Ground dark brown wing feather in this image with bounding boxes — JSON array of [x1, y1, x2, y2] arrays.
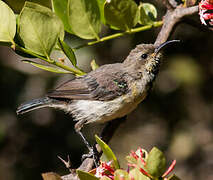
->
[[47, 64, 129, 101]]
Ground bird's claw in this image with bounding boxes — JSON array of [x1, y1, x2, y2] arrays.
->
[[81, 146, 100, 167]]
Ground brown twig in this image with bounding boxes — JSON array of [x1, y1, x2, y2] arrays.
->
[[168, 0, 179, 8], [154, 5, 198, 46], [162, 0, 175, 10]]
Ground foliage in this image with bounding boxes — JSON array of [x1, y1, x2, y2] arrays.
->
[[75, 136, 180, 180], [41, 137, 180, 180], [0, 0, 162, 75]]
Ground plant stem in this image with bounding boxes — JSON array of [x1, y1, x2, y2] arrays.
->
[[52, 61, 86, 75], [74, 21, 163, 50], [15, 44, 86, 76]]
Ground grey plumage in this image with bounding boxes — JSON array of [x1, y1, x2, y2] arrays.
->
[[16, 41, 179, 131], [16, 97, 62, 115]]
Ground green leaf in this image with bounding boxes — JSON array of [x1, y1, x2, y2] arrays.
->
[[0, 1, 16, 42], [58, 38, 77, 67], [168, 174, 181, 180], [139, 3, 157, 25], [129, 168, 150, 180], [90, 59, 99, 70], [95, 135, 119, 169], [114, 169, 129, 180], [145, 147, 166, 178], [77, 170, 99, 180], [104, 0, 139, 31], [51, 0, 73, 33], [22, 60, 70, 73], [126, 148, 148, 169], [97, 0, 106, 24], [67, 0, 101, 40], [18, 2, 64, 56]]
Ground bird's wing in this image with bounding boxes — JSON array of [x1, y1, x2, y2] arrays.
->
[[47, 64, 130, 101]]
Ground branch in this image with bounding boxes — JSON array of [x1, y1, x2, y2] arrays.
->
[[74, 22, 163, 50], [161, 0, 175, 10], [154, 5, 198, 46]]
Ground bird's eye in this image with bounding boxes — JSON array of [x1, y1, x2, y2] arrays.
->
[[141, 53, 148, 60]]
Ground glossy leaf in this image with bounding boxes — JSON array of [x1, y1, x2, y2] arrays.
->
[[90, 59, 99, 70], [18, 2, 64, 56], [77, 170, 99, 180], [67, 0, 101, 39], [0, 1, 16, 42], [114, 169, 129, 180], [22, 60, 70, 73], [139, 3, 157, 25], [104, 0, 139, 31], [168, 174, 181, 180], [51, 0, 73, 33], [58, 38, 77, 67], [129, 168, 150, 180], [145, 147, 166, 178], [95, 135, 120, 169]]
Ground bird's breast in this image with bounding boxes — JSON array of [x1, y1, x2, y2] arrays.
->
[[66, 78, 150, 124]]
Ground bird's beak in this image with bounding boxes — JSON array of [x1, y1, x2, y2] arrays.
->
[[154, 40, 180, 54]]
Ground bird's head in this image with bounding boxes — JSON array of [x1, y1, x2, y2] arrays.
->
[[123, 40, 180, 75]]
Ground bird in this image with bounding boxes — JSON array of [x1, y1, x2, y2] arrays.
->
[[16, 40, 179, 159]]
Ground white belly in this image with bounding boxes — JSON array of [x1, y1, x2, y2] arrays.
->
[[55, 76, 152, 124], [67, 89, 147, 124]]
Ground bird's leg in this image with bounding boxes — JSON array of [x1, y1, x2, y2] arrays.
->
[[75, 122, 99, 167], [77, 131, 99, 164]]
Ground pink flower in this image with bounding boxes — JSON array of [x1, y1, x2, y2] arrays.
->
[[95, 161, 115, 179], [128, 147, 176, 179], [199, 0, 213, 26]]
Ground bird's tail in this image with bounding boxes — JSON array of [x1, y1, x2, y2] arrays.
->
[[16, 97, 54, 115]]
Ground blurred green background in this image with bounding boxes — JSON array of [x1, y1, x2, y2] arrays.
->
[[0, 0, 213, 180]]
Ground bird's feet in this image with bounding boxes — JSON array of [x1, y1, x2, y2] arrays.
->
[[76, 130, 100, 167], [81, 145, 100, 167]]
